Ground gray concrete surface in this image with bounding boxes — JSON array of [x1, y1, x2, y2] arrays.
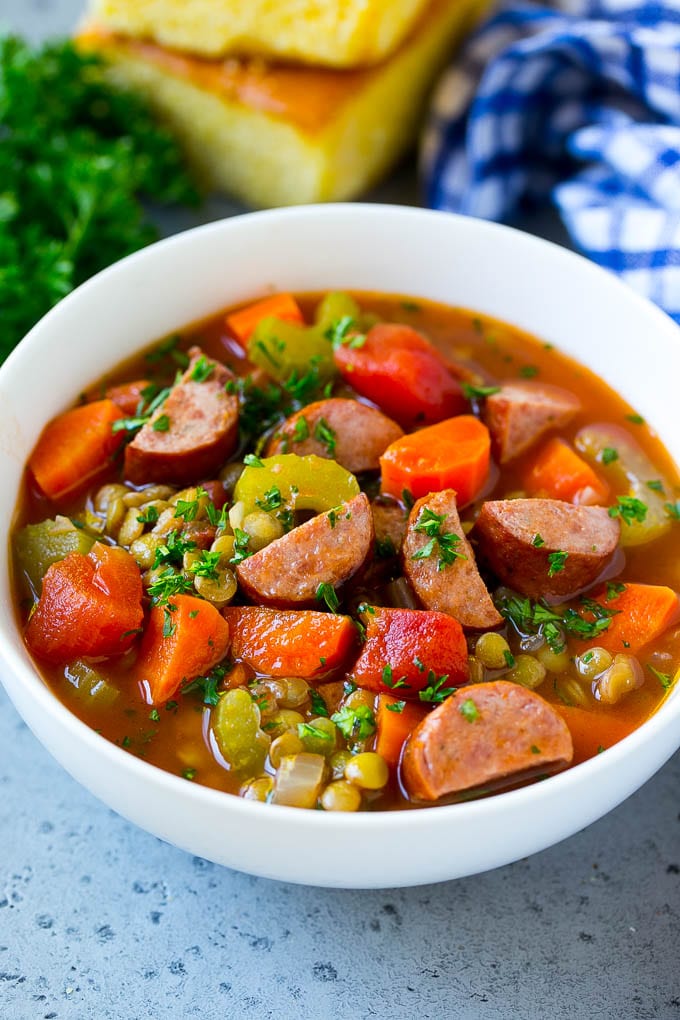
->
[[1, 2, 679, 1018]]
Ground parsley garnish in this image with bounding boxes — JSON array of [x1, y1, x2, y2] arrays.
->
[[386, 701, 406, 714], [298, 722, 333, 742], [625, 413, 645, 425], [244, 453, 264, 468], [532, 533, 545, 548], [419, 670, 455, 704], [292, 417, 310, 442], [665, 500, 680, 520], [402, 489, 415, 510], [547, 550, 568, 577], [459, 698, 480, 722], [162, 606, 176, 638], [601, 447, 619, 465], [461, 382, 502, 400], [325, 316, 367, 350], [181, 666, 225, 705], [255, 486, 283, 512], [152, 414, 170, 432], [147, 568, 193, 605], [646, 479, 664, 493], [149, 709, 160, 722], [608, 496, 648, 525], [411, 506, 466, 571], [188, 550, 222, 580], [137, 505, 159, 526], [314, 417, 337, 456], [496, 590, 619, 654], [519, 365, 539, 379], [316, 582, 339, 613], [331, 705, 376, 741], [647, 664, 672, 690], [182, 768, 197, 781], [382, 664, 410, 690], [229, 528, 252, 565], [174, 490, 206, 522], [153, 529, 196, 568], [189, 355, 214, 383], [0, 36, 197, 364], [309, 690, 329, 718], [605, 581, 626, 600], [503, 650, 516, 668]]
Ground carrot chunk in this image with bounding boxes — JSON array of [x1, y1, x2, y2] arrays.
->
[[380, 415, 490, 505], [136, 595, 230, 705], [226, 293, 304, 346], [352, 607, 469, 698], [554, 705, 634, 765], [522, 437, 610, 505], [575, 582, 680, 656], [376, 694, 429, 770], [223, 606, 356, 678], [334, 323, 466, 429], [25, 543, 143, 664], [29, 399, 125, 502]]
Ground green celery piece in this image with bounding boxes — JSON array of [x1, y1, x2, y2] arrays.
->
[[14, 516, 95, 596]]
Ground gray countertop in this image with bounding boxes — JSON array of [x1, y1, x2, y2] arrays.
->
[[2, 2, 679, 1018]]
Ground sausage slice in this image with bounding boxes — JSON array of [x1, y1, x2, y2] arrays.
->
[[402, 681, 573, 801], [125, 347, 238, 486], [484, 381, 581, 463], [403, 490, 502, 629], [236, 493, 374, 607], [265, 398, 403, 473], [473, 498, 620, 598]]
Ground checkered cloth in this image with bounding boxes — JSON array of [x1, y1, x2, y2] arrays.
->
[[422, 0, 680, 324]]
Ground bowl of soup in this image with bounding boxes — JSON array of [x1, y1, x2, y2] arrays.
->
[[1, 204, 679, 888]]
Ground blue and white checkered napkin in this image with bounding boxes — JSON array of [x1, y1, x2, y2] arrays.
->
[[422, 0, 680, 324]]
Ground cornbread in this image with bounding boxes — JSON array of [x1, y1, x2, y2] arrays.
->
[[78, 0, 491, 207], [90, 0, 431, 68]]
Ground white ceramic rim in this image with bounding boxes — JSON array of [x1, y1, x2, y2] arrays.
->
[[1, 204, 679, 887]]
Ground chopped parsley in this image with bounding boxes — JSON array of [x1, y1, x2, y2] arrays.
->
[[314, 417, 337, 456], [647, 664, 672, 690], [331, 705, 376, 741], [459, 698, 480, 722], [419, 670, 455, 705], [606, 581, 626, 600], [298, 722, 333, 742], [152, 414, 170, 432], [153, 529, 196, 568], [411, 506, 466, 571], [162, 606, 176, 638], [519, 365, 539, 379], [503, 650, 516, 668], [244, 453, 264, 468], [229, 528, 252, 566], [188, 550, 222, 580], [402, 489, 415, 510], [174, 490, 205, 522], [189, 355, 214, 382], [292, 417, 310, 442], [255, 486, 283, 512], [137, 505, 159, 525], [608, 495, 648, 526], [646, 479, 664, 493], [147, 568, 193, 605], [182, 768, 197, 781], [601, 447, 619, 465], [461, 382, 501, 400], [625, 413, 645, 425], [532, 533, 545, 548], [309, 690, 329, 718], [386, 700, 406, 714], [665, 500, 680, 521], [496, 590, 619, 655], [181, 665, 225, 705], [325, 316, 367, 350], [149, 709, 160, 722], [381, 664, 410, 690], [316, 582, 339, 613], [547, 550, 568, 577], [530, 744, 541, 755]]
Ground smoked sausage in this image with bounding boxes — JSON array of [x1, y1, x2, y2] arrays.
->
[[265, 398, 403, 473], [473, 498, 620, 598], [403, 490, 502, 629], [484, 381, 581, 463], [236, 493, 374, 607], [125, 348, 238, 486], [402, 681, 573, 801]]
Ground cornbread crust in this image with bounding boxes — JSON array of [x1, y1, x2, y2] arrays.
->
[[78, 0, 491, 207], [90, 0, 430, 68]]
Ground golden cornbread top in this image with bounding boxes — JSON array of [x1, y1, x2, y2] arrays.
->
[[79, 0, 449, 134], [89, 0, 430, 67]]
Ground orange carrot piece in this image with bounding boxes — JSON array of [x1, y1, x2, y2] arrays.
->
[[522, 437, 610, 504], [226, 293, 304, 346], [29, 399, 125, 502], [376, 694, 429, 770], [575, 582, 680, 656], [106, 379, 151, 416], [380, 415, 490, 505], [554, 705, 634, 765], [136, 594, 230, 705], [223, 606, 356, 679], [25, 543, 143, 664]]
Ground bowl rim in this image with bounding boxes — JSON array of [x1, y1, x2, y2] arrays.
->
[[2, 202, 680, 837]]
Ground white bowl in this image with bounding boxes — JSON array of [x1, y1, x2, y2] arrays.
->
[[1, 205, 679, 888]]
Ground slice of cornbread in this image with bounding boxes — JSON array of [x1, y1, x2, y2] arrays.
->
[[78, 0, 491, 208], [90, 0, 431, 68]]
